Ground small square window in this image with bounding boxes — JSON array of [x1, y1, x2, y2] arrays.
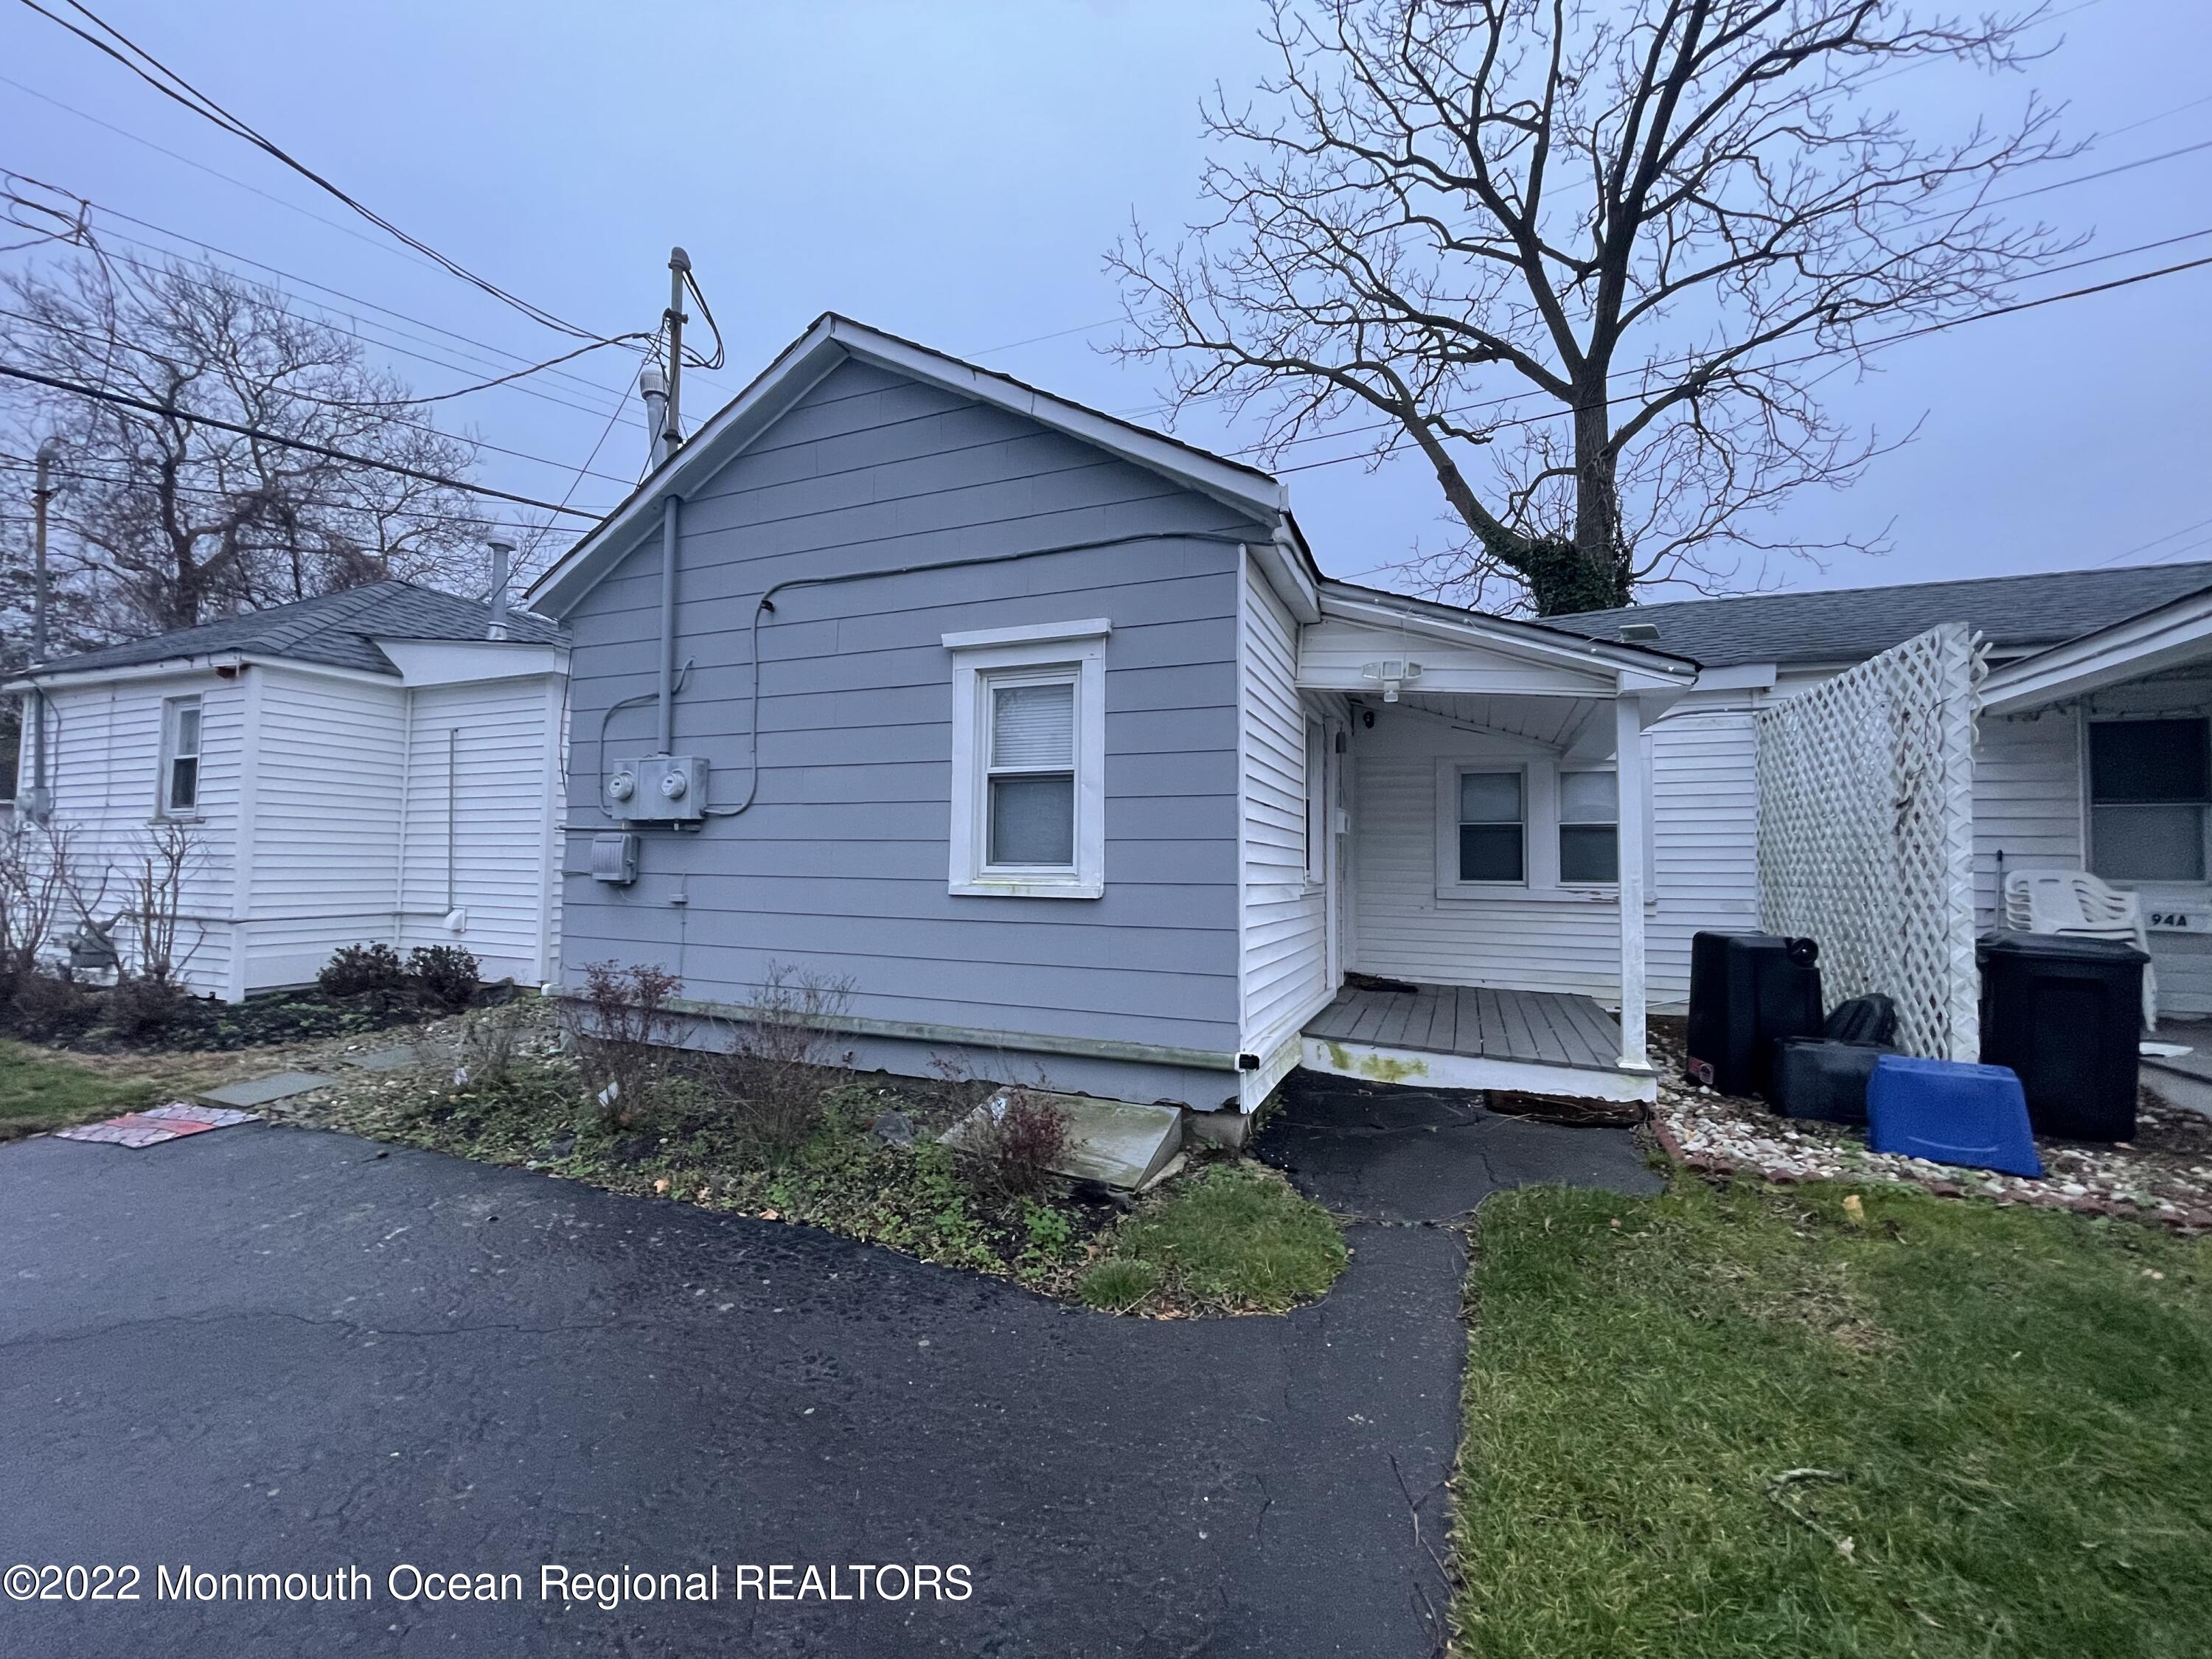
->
[[1457, 770, 1523, 883], [1559, 770, 1619, 884], [160, 695, 201, 815]]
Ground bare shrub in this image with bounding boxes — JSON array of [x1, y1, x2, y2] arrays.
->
[[717, 962, 855, 1155], [0, 818, 98, 1001], [458, 1001, 528, 1091], [565, 959, 683, 1127], [125, 820, 201, 988], [966, 1088, 1074, 1199]]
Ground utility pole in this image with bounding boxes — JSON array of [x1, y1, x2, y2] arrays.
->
[[661, 246, 690, 467], [26, 437, 60, 821]]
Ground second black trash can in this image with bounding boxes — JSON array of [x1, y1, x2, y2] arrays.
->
[[1978, 931, 2149, 1141], [1686, 931, 1823, 1097]]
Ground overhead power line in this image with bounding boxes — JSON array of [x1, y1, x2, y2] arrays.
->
[[1, 169, 650, 422], [0, 362, 605, 518], [0, 302, 643, 488], [15, 0, 622, 345]]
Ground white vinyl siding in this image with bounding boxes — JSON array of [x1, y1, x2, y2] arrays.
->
[[1239, 555, 1332, 1064], [398, 680, 563, 982], [27, 674, 243, 992]]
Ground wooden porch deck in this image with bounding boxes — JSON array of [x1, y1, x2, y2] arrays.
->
[[1301, 980, 1653, 1102]]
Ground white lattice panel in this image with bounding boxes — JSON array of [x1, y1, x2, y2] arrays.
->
[[1755, 624, 1986, 1060]]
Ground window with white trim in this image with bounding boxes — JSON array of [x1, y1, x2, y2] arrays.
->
[[1455, 769, 1525, 883], [2090, 717, 2209, 881], [1302, 716, 1327, 884], [945, 620, 1108, 898], [1558, 769, 1619, 885], [159, 695, 201, 815]]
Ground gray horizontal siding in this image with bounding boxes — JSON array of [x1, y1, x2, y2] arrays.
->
[[556, 355, 1257, 1072]]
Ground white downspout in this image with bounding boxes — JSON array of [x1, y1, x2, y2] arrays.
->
[[1614, 689, 1650, 1070]]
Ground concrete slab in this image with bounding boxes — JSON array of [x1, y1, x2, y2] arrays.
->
[[942, 1088, 1183, 1189], [339, 1045, 419, 1072], [198, 1072, 338, 1110]]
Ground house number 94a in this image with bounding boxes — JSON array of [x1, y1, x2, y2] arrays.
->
[[2148, 910, 2207, 932]]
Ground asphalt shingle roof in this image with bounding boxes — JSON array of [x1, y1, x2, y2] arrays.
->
[[31, 580, 566, 678], [1537, 562, 2212, 668]]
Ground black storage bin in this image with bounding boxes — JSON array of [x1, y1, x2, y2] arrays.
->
[[1686, 931, 1824, 1097], [1769, 1037, 1890, 1125], [1978, 932, 2147, 1141]]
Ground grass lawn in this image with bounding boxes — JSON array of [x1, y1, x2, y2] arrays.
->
[[1081, 1163, 1348, 1314], [0, 1040, 159, 1141], [1456, 1178, 2211, 1658]]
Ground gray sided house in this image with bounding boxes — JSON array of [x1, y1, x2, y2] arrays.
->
[[530, 316, 1699, 1117]]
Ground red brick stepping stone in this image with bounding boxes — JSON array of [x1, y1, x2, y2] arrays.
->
[[53, 1103, 261, 1150]]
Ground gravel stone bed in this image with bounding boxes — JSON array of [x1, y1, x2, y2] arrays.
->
[[1644, 1023, 2212, 1231]]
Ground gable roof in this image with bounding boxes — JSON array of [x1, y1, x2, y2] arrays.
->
[[526, 312, 1301, 616], [25, 580, 566, 680], [1537, 562, 2212, 668]]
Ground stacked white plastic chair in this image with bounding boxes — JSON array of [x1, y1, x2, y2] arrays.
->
[[2001, 869, 2159, 1032]]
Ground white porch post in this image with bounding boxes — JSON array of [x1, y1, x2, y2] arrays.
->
[[1614, 692, 1649, 1070]]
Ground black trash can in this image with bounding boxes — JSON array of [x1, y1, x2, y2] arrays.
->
[[1978, 932, 2148, 1141], [1686, 931, 1823, 1097]]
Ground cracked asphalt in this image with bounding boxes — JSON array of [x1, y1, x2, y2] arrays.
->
[[1, 1087, 1652, 1658]]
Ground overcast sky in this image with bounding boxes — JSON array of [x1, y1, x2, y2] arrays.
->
[[4, 0, 2207, 602]]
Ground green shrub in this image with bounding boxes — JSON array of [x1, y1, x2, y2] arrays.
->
[[319, 942, 406, 998], [407, 944, 481, 1012]]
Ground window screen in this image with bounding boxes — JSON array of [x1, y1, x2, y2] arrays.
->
[[2091, 719, 2209, 881], [1457, 771, 1523, 883], [987, 678, 1076, 866], [1559, 769, 1619, 884]]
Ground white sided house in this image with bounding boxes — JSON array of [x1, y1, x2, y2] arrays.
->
[[10, 581, 569, 999], [1547, 562, 2212, 1026], [529, 314, 1717, 1117]]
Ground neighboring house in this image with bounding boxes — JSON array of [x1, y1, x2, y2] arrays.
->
[[528, 314, 1711, 1116], [8, 581, 570, 1000], [1546, 563, 2212, 1018]]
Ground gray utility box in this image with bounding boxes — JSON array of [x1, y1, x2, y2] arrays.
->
[[608, 755, 709, 824]]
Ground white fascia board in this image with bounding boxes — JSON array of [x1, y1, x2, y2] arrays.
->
[[940, 618, 1111, 651], [1317, 591, 1697, 688], [1677, 661, 1778, 691], [1251, 529, 1321, 624], [10, 653, 250, 693], [526, 313, 1289, 617], [375, 639, 569, 686], [1981, 594, 2212, 714]]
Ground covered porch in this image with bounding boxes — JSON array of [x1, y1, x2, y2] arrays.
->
[[1290, 584, 1700, 1106]]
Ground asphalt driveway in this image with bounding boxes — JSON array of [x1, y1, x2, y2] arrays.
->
[[1, 1121, 1469, 1658], [1, 1085, 1655, 1658]]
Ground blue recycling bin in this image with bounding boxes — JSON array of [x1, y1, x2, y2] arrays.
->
[[1865, 1054, 2044, 1178]]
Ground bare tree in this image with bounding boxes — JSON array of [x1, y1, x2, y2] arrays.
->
[[0, 246, 487, 638], [1110, 0, 2077, 613]]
